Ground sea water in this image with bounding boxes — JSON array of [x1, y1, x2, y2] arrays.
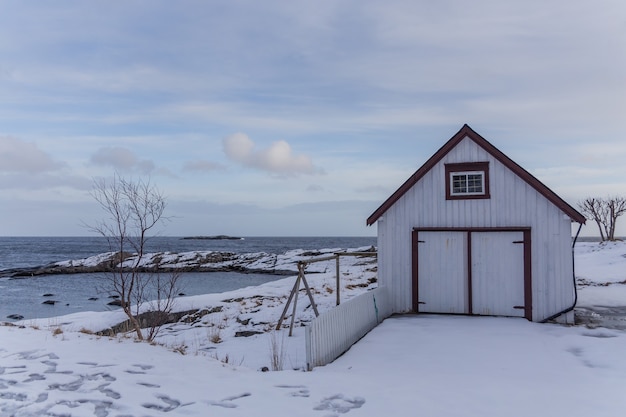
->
[[0, 236, 376, 321]]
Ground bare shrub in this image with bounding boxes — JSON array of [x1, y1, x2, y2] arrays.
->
[[172, 342, 187, 355], [208, 317, 226, 344], [268, 331, 286, 371], [209, 326, 223, 344]]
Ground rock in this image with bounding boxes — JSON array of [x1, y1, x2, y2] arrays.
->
[[88, 297, 99, 301], [236, 317, 251, 326], [235, 330, 264, 338], [261, 366, 269, 372], [178, 293, 186, 296], [180, 306, 224, 324], [107, 299, 128, 307], [42, 300, 57, 305], [43, 293, 54, 297], [6, 314, 24, 320]]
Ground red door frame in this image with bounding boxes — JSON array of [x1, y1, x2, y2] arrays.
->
[[412, 227, 532, 320]]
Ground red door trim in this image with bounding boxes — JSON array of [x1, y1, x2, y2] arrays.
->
[[412, 227, 532, 320], [412, 230, 420, 312]]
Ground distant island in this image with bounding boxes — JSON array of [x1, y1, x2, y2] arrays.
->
[[181, 235, 244, 240]]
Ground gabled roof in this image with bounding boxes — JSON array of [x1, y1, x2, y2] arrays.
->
[[367, 124, 586, 226]]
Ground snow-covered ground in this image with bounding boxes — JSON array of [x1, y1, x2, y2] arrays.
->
[[1, 241, 626, 416]]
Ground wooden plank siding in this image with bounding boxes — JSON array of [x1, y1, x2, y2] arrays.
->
[[376, 136, 575, 322]]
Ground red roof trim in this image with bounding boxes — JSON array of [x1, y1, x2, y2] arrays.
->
[[366, 124, 586, 226]]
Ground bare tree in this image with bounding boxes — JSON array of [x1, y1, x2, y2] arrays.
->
[[579, 197, 606, 241], [88, 174, 180, 340], [578, 196, 626, 241]]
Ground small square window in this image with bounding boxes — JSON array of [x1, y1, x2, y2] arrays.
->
[[445, 162, 490, 200], [451, 172, 484, 195]]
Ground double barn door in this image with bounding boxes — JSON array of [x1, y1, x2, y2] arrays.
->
[[414, 229, 531, 319]]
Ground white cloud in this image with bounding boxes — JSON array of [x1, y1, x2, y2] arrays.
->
[[0, 136, 65, 173], [222, 133, 321, 176], [90, 147, 155, 175]]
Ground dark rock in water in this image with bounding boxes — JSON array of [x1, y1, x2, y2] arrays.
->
[[181, 235, 243, 240], [178, 293, 186, 296], [42, 300, 58, 305], [43, 293, 54, 297], [107, 299, 128, 307], [7, 314, 24, 320], [88, 297, 99, 301], [234, 330, 264, 337], [108, 295, 120, 299]]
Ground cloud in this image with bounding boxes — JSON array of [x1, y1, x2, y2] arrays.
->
[[222, 133, 321, 176], [182, 160, 226, 173], [90, 147, 155, 174], [0, 136, 65, 173]]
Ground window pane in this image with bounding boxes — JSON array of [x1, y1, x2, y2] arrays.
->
[[467, 174, 483, 193], [452, 175, 467, 193]]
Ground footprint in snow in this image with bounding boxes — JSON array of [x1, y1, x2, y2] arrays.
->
[[0, 378, 18, 389], [143, 394, 192, 412], [275, 384, 311, 398], [48, 375, 85, 392], [83, 363, 117, 368], [93, 372, 116, 382], [313, 394, 366, 415], [137, 381, 161, 388], [0, 392, 28, 401], [0, 365, 26, 375], [23, 373, 45, 383], [97, 383, 122, 399], [77, 361, 99, 366], [55, 399, 113, 417], [126, 363, 153, 374], [15, 351, 59, 361], [41, 359, 72, 374], [208, 392, 252, 408]]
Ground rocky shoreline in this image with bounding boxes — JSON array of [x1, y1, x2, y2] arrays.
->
[[0, 247, 376, 279]]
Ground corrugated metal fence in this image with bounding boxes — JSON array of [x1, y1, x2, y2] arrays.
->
[[305, 286, 392, 370]]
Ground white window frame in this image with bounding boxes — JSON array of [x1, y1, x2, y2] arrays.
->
[[449, 171, 485, 196]]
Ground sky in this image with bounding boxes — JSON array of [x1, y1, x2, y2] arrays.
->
[[0, 1, 624, 237]]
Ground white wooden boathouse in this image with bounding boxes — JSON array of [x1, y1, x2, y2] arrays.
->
[[367, 124, 586, 323]]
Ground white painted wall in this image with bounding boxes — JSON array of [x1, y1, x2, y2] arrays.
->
[[377, 136, 575, 322]]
